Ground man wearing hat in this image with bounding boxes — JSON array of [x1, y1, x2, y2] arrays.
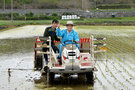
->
[[56, 21, 80, 64]]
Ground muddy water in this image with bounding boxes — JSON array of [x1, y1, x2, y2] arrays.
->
[[0, 25, 135, 90]]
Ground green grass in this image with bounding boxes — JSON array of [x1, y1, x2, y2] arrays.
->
[[0, 17, 135, 27]]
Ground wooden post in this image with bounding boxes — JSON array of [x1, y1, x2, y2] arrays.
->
[[11, 0, 13, 24], [3, 0, 5, 11], [23, 4, 26, 21], [82, 0, 84, 10]]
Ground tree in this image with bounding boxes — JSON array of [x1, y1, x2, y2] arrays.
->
[[22, 0, 33, 4]]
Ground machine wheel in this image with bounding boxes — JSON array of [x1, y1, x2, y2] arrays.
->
[[47, 71, 55, 84], [86, 71, 94, 84], [34, 55, 43, 70], [78, 73, 85, 80]]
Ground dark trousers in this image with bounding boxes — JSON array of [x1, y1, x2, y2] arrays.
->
[[42, 45, 59, 64]]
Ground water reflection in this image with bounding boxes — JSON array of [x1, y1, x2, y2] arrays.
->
[[0, 38, 35, 55]]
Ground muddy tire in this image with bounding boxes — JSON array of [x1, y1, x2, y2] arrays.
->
[[48, 71, 55, 84], [86, 71, 94, 84], [34, 55, 43, 70], [78, 73, 85, 80]]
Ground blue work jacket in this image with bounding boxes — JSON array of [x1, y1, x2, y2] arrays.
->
[[56, 28, 79, 44]]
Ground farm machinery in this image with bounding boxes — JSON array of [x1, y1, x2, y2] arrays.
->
[[34, 35, 107, 84]]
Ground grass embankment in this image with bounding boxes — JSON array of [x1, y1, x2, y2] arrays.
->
[[0, 17, 135, 30]]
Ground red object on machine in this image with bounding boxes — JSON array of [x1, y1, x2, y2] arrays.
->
[[35, 38, 90, 48], [35, 38, 90, 43], [34, 38, 91, 58], [81, 62, 91, 66], [79, 38, 90, 48]]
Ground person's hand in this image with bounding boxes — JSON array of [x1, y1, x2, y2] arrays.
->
[[57, 24, 60, 28], [41, 43, 47, 47], [75, 41, 78, 43]]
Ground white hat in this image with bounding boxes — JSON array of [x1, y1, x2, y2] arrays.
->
[[65, 21, 76, 26]]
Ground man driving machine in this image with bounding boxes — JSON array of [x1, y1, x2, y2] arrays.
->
[[56, 21, 80, 64]]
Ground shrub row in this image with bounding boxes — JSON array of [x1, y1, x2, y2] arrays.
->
[[0, 12, 60, 20], [97, 4, 133, 9]]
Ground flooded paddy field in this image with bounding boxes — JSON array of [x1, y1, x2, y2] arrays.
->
[[0, 25, 135, 90]]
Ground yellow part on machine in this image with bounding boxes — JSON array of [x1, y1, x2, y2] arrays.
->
[[99, 46, 109, 51]]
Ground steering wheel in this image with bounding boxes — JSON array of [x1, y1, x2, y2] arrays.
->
[[64, 40, 77, 45]]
